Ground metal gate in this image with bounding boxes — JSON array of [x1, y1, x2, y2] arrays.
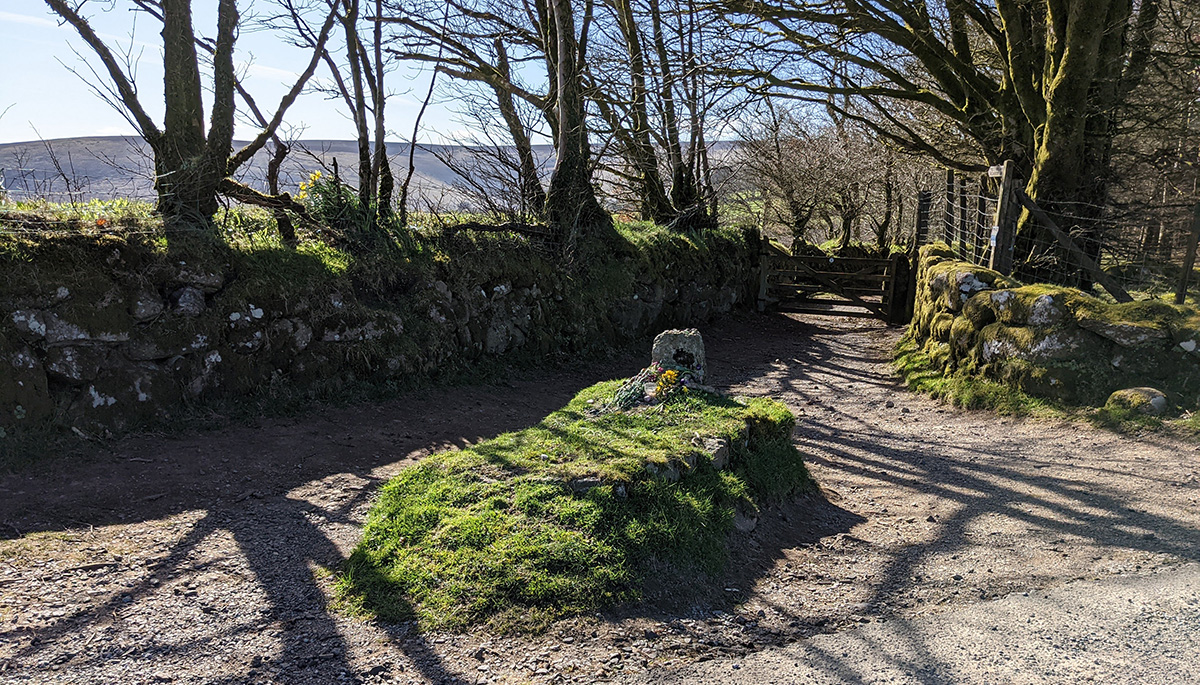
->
[[757, 242, 911, 324]]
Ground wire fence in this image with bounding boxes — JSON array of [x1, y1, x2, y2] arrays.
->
[[921, 168, 1200, 304]]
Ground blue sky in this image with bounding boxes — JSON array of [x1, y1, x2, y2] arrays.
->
[[0, 1, 456, 144]]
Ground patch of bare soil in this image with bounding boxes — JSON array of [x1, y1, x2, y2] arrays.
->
[[1, 314, 1198, 685]]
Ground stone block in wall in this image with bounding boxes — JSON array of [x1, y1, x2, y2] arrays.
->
[[174, 267, 225, 294], [978, 322, 1094, 364], [1, 346, 53, 425], [171, 287, 207, 317], [1076, 317, 1169, 348], [45, 345, 109, 385], [10, 309, 130, 345], [949, 316, 978, 356], [130, 289, 165, 322], [65, 359, 181, 432], [962, 292, 998, 328], [930, 312, 954, 342]]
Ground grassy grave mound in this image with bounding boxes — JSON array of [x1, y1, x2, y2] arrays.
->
[[337, 380, 808, 633]]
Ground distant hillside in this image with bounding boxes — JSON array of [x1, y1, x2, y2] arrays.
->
[[0, 136, 555, 207]]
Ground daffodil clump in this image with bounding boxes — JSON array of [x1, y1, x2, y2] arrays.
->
[[295, 169, 323, 201]]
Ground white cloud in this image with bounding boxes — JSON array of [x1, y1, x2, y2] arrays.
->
[[245, 63, 300, 81], [0, 11, 58, 29]]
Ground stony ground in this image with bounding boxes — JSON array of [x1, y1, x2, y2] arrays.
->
[[1, 313, 1198, 684]]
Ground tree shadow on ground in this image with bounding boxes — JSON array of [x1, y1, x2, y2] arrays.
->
[[650, 312, 1200, 682], [0, 365, 638, 683]]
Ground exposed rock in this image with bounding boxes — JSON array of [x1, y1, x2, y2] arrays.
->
[[67, 361, 181, 431], [291, 320, 313, 352], [10, 310, 48, 340], [1078, 318, 1168, 347], [123, 333, 209, 361], [569, 477, 604, 492], [45, 346, 109, 385], [12, 310, 130, 346], [267, 319, 312, 353], [321, 315, 402, 343], [172, 287, 206, 318], [1, 347, 53, 425], [733, 508, 758, 533], [651, 328, 706, 381], [130, 290, 165, 322], [186, 350, 224, 397], [1028, 294, 1067, 327], [979, 324, 1087, 363], [176, 268, 224, 294], [704, 437, 731, 470], [1105, 387, 1169, 416], [644, 461, 681, 482], [951, 272, 991, 312]]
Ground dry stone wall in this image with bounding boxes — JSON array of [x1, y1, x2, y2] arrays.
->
[[909, 244, 1200, 409], [1, 232, 756, 435]]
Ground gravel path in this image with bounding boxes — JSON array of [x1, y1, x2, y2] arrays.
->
[[628, 563, 1200, 684], [2, 313, 1198, 684]]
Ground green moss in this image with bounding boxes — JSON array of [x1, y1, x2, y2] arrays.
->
[[1073, 298, 1188, 330], [336, 382, 808, 633], [895, 335, 1052, 415]]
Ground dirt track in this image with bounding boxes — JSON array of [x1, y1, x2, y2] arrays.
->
[[2, 313, 1198, 684]]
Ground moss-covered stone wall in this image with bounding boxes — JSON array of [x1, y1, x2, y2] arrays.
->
[[909, 244, 1200, 409], [0, 227, 757, 435]]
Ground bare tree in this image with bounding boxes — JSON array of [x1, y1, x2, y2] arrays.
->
[[44, 0, 336, 231]]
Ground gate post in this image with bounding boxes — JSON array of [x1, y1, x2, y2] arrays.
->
[[989, 160, 1018, 276], [887, 251, 912, 325]]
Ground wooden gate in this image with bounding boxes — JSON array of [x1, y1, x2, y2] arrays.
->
[[757, 242, 911, 324]]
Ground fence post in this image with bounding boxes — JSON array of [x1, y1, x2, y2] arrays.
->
[[943, 169, 956, 245], [1175, 203, 1200, 305], [757, 232, 772, 312], [989, 160, 1018, 276], [957, 175, 969, 257], [912, 190, 932, 257], [974, 174, 989, 264]]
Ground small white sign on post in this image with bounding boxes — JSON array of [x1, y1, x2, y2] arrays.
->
[[987, 165, 1005, 178]]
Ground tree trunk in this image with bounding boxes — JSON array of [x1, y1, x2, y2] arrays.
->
[[341, 0, 373, 208], [156, 0, 220, 227], [493, 41, 546, 218], [267, 140, 296, 244], [371, 0, 390, 216], [614, 0, 674, 224], [545, 0, 608, 245], [647, 0, 699, 211], [1009, 0, 1144, 283]]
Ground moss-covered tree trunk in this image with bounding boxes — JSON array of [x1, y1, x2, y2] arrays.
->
[[997, 0, 1156, 283], [613, 0, 675, 224], [154, 0, 236, 230], [545, 0, 609, 247]]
